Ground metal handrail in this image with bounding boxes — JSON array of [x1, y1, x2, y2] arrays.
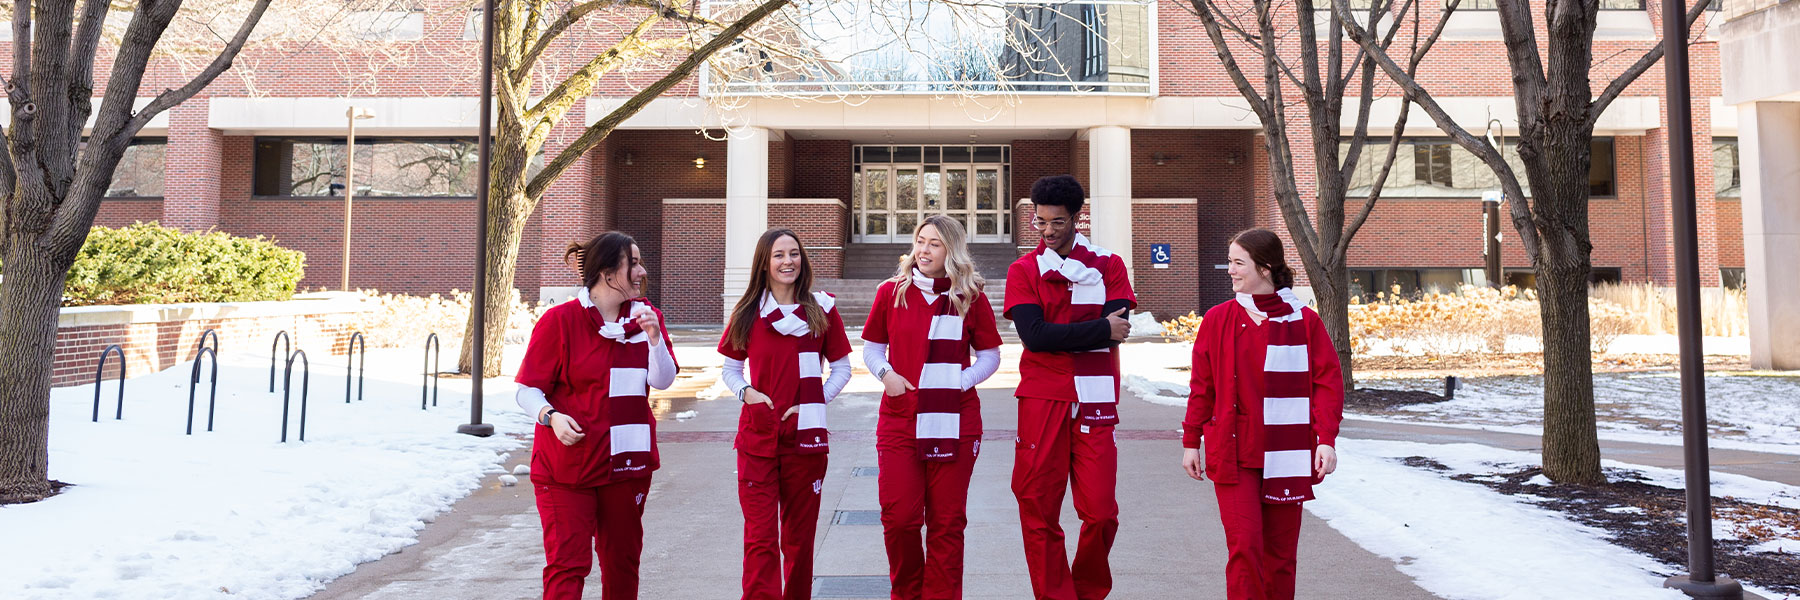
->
[[423, 333, 441, 410], [197, 328, 220, 356], [187, 347, 219, 435], [345, 332, 366, 403], [269, 330, 291, 393], [92, 344, 126, 422], [281, 350, 311, 443]]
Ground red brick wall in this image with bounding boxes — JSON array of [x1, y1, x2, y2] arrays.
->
[[93, 200, 165, 229], [1129, 202, 1203, 320], [659, 202, 727, 324], [1717, 198, 1743, 269], [769, 201, 847, 279], [54, 310, 360, 389], [608, 130, 728, 306], [792, 139, 853, 248], [162, 103, 223, 232]]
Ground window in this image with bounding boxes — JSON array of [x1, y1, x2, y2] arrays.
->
[[1455, 0, 1499, 10], [1598, 0, 1645, 9], [106, 139, 166, 198], [1080, 5, 1104, 78], [348, 10, 425, 41], [1345, 137, 1617, 199], [254, 138, 491, 198], [1721, 268, 1746, 289], [1714, 138, 1740, 199], [1350, 268, 1490, 300]]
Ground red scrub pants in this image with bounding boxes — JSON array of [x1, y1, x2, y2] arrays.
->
[[877, 436, 981, 600], [739, 451, 829, 600], [1011, 398, 1119, 600], [1213, 468, 1303, 600], [535, 477, 653, 600]]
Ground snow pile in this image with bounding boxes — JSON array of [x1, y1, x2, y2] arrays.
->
[[0, 348, 534, 600], [1127, 311, 1165, 337], [1120, 341, 1196, 407], [1310, 438, 1796, 599]]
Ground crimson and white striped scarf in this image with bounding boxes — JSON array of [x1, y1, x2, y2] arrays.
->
[[1035, 233, 1119, 427], [909, 269, 968, 462], [759, 291, 834, 454], [591, 295, 654, 479], [1238, 288, 1314, 504]]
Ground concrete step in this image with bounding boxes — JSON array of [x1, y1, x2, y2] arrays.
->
[[816, 278, 1006, 327]]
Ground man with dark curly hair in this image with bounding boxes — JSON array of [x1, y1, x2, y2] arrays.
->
[[1001, 174, 1136, 600]]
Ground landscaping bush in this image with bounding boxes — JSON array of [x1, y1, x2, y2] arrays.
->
[[352, 288, 550, 349], [58, 222, 305, 306]]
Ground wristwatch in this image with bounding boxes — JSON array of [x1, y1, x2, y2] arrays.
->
[[875, 366, 891, 380], [539, 408, 558, 427], [737, 384, 753, 403]]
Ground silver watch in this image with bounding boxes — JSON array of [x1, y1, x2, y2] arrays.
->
[[875, 366, 891, 380]]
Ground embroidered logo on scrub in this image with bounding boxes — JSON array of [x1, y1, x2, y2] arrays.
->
[[635, 492, 646, 506], [811, 479, 823, 495]]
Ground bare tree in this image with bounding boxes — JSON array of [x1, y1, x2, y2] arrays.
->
[[1335, 0, 1715, 483], [0, 0, 275, 504], [1184, 0, 1460, 389]]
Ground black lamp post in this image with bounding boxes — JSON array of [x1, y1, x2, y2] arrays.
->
[[458, 0, 498, 439]]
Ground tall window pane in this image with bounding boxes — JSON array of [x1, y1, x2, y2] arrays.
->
[[107, 140, 166, 197]]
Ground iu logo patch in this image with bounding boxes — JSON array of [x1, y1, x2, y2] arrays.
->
[[973, 440, 980, 457], [624, 459, 632, 466], [1283, 488, 1291, 496], [635, 492, 646, 506], [811, 479, 823, 495]]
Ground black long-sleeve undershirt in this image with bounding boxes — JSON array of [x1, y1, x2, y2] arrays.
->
[[1009, 298, 1132, 353]]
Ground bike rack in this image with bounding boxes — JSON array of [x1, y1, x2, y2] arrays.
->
[[423, 333, 441, 410], [281, 350, 311, 442], [197, 328, 220, 356], [92, 344, 126, 423], [187, 347, 219, 435], [269, 330, 291, 393], [345, 332, 366, 403]]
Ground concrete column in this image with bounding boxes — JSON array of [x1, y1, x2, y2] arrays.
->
[[1086, 126, 1133, 279], [723, 127, 770, 319], [1739, 101, 1800, 370]]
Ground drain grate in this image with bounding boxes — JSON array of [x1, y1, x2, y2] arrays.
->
[[832, 510, 883, 526], [851, 466, 879, 477], [814, 575, 890, 598]]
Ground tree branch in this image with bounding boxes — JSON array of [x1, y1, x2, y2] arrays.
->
[[525, 0, 792, 200], [1334, 0, 1540, 259], [1589, 0, 1713, 128]]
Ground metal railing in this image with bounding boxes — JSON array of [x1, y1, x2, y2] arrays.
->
[[269, 330, 291, 393], [188, 346, 219, 435], [345, 332, 366, 403], [92, 344, 126, 422], [423, 333, 441, 410], [281, 350, 311, 443]]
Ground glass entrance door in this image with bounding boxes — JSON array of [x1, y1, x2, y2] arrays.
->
[[854, 145, 1011, 244]]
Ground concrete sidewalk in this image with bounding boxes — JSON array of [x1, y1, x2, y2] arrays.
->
[[309, 369, 1440, 599]]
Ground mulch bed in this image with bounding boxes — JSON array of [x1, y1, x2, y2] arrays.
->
[[1356, 353, 1751, 379], [1345, 388, 1451, 411], [1401, 459, 1800, 595]]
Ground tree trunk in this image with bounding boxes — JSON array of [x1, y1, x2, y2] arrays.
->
[[1528, 129, 1603, 484], [0, 222, 78, 504], [456, 187, 534, 378], [1311, 262, 1357, 391]]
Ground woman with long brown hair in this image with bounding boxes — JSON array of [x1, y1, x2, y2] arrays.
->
[[861, 215, 1002, 599], [514, 231, 677, 600], [1180, 228, 1344, 600], [718, 228, 853, 600]]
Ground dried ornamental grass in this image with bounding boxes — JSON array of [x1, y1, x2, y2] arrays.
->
[[351, 289, 550, 349], [1159, 311, 1204, 343]]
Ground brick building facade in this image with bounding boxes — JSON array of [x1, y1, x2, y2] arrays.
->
[[25, 0, 1745, 325]]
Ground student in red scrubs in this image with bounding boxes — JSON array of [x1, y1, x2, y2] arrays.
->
[[719, 228, 853, 600], [1002, 175, 1134, 600], [861, 215, 1003, 600], [1181, 229, 1344, 600], [515, 231, 678, 600]]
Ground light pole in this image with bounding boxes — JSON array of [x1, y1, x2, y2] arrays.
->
[[342, 106, 376, 292], [457, 0, 496, 438], [1482, 119, 1505, 289]]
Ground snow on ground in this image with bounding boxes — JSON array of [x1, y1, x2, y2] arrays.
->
[[1355, 371, 1800, 453], [1118, 337, 1800, 454], [1311, 438, 1796, 600], [0, 347, 537, 600]]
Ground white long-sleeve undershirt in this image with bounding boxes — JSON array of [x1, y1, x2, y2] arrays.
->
[[516, 342, 677, 418], [723, 355, 854, 403], [863, 342, 1001, 392]]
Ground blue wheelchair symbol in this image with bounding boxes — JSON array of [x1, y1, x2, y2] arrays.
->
[[1150, 244, 1171, 267]]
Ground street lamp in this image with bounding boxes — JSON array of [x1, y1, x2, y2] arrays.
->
[[458, 0, 497, 438], [342, 106, 376, 292], [1482, 119, 1506, 290]]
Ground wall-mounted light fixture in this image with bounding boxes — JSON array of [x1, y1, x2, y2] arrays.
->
[[618, 151, 635, 166], [1225, 151, 1245, 165], [693, 156, 707, 169], [1152, 152, 1177, 166]]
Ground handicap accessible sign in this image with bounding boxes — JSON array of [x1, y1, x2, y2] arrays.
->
[[1151, 244, 1171, 269]]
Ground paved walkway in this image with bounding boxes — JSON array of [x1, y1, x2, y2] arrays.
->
[[309, 367, 1439, 600]]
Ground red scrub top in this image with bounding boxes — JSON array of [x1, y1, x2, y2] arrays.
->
[[861, 280, 1003, 441], [1001, 250, 1136, 403], [719, 297, 853, 458], [516, 299, 676, 489]]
